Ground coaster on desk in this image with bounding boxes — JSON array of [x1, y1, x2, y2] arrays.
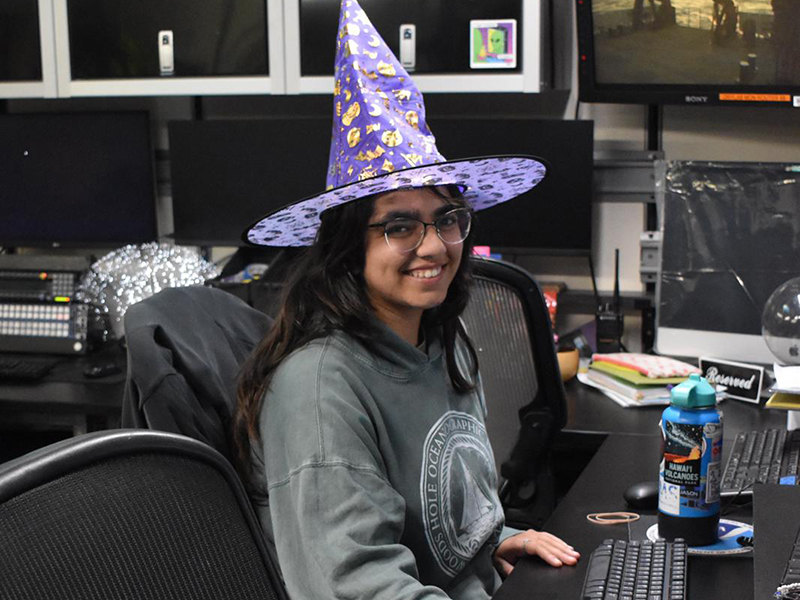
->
[[645, 519, 753, 556]]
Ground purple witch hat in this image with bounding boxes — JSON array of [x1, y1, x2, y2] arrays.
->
[[244, 0, 547, 247]]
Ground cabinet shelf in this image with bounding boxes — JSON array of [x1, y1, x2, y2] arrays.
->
[[2, 0, 550, 98]]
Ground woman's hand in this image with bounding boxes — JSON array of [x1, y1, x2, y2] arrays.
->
[[493, 530, 580, 577]]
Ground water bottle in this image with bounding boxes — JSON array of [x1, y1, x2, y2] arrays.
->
[[658, 374, 722, 546]]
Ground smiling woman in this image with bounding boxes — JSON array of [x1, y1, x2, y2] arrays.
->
[[363, 187, 470, 345], [230, 1, 578, 598]]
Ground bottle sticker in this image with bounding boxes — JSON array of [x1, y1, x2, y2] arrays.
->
[[659, 478, 680, 515], [663, 422, 703, 486], [706, 462, 721, 503]]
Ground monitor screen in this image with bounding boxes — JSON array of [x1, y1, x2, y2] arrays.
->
[[0, 112, 158, 248], [656, 161, 800, 363], [169, 118, 593, 254], [168, 118, 333, 246], [576, 0, 800, 106], [430, 118, 593, 255]]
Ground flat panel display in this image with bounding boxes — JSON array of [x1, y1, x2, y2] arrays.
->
[[0, 112, 158, 248], [169, 118, 593, 254], [168, 118, 332, 246], [576, 0, 800, 106], [656, 161, 800, 363], [430, 118, 594, 255]]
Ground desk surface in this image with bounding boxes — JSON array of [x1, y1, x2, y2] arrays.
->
[[0, 347, 125, 434], [562, 377, 786, 436], [495, 433, 760, 600]]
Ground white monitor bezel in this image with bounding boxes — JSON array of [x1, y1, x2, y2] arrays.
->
[[655, 327, 775, 365]]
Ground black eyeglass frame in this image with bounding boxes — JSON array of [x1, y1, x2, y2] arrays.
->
[[367, 207, 473, 253]]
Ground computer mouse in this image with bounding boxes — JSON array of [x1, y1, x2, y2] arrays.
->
[[623, 480, 660, 510]]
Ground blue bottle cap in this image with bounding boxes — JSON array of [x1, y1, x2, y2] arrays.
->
[[670, 373, 717, 408]]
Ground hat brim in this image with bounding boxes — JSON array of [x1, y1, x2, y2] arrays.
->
[[243, 154, 547, 247]]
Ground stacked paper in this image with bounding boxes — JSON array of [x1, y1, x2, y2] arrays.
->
[[578, 353, 702, 408]]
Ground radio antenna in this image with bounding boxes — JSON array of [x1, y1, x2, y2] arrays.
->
[[613, 249, 620, 314], [588, 254, 601, 309]]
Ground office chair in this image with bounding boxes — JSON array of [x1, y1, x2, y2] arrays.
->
[[122, 285, 273, 462], [463, 256, 567, 529], [0, 429, 288, 600]]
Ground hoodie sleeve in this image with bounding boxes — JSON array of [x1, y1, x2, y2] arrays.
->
[[258, 340, 490, 600]]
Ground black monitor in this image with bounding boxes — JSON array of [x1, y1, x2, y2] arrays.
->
[[168, 118, 333, 247], [431, 118, 593, 255], [168, 118, 593, 255], [576, 0, 800, 106], [0, 112, 158, 248]]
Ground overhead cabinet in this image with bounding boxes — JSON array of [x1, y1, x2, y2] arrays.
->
[[2, 0, 548, 98], [54, 0, 284, 96], [288, 0, 543, 93], [0, 0, 58, 97], [67, 0, 269, 79]]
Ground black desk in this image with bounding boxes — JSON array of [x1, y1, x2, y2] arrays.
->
[[551, 379, 788, 497], [496, 399, 786, 600], [562, 377, 786, 436], [0, 347, 125, 437]]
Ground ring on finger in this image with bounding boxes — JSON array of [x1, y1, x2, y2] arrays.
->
[[522, 538, 531, 549]]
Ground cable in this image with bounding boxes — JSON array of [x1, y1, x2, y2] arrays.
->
[[721, 482, 754, 516]]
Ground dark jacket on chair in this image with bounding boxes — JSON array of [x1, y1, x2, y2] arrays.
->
[[121, 285, 273, 461]]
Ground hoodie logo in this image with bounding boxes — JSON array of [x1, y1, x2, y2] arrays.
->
[[420, 411, 502, 576]]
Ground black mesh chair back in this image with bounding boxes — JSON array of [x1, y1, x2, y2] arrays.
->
[[463, 257, 567, 528], [0, 430, 288, 600]]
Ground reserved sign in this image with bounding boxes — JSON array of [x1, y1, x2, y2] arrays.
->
[[699, 357, 764, 403]]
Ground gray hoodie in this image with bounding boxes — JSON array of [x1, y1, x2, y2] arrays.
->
[[253, 319, 504, 599]]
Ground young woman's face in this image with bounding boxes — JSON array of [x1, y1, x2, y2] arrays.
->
[[363, 187, 464, 332]]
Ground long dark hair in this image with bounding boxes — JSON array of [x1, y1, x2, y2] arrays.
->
[[232, 185, 479, 487]]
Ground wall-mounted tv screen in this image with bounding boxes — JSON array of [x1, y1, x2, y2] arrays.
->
[[0, 112, 158, 248], [576, 0, 800, 106], [168, 118, 593, 255]]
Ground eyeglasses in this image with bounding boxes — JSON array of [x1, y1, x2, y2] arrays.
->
[[367, 207, 472, 254]]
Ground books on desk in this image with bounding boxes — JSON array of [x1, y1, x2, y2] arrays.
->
[[579, 354, 702, 408]]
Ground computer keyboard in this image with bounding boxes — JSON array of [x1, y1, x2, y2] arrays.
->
[[0, 355, 59, 381], [721, 429, 800, 496], [580, 538, 687, 600]]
